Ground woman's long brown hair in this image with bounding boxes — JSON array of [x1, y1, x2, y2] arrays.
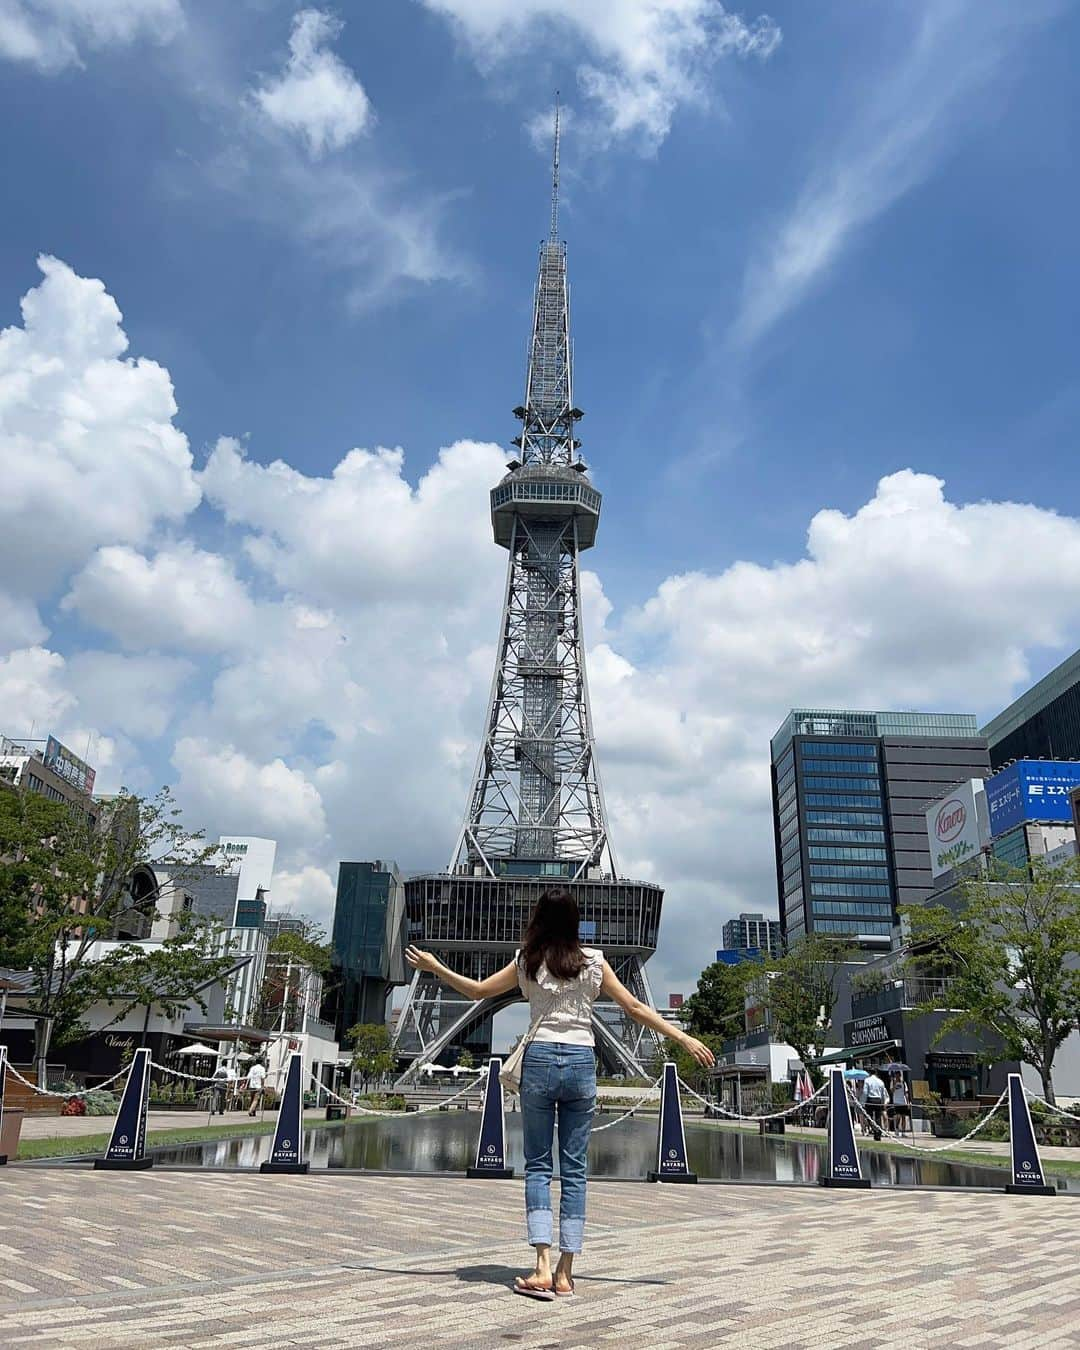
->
[[520, 887, 586, 982]]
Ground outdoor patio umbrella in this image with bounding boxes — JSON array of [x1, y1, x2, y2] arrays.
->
[[176, 1043, 218, 1057]]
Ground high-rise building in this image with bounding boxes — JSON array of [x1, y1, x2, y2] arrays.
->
[[0, 733, 98, 818], [722, 912, 782, 959], [216, 836, 276, 907], [770, 709, 990, 952], [394, 111, 663, 1077], [330, 860, 407, 1037], [983, 647, 1080, 768]]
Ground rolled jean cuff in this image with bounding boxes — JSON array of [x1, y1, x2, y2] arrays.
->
[[526, 1207, 553, 1247], [558, 1216, 584, 1254]]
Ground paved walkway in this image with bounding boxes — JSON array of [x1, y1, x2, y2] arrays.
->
[[18, 1109, 326, 1141], [0, 1167, 1075, 1348]]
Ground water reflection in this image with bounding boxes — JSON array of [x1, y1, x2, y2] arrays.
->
[[149, 1114, 1073, 1190]]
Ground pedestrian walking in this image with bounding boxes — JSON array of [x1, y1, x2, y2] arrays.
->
[[246, 1059, 267, 1116], [210, 1063, 229, 1115], [889, 1072, 911, 1134], [862, 1069, 888, 1140], [406, 887, 714, 1301]]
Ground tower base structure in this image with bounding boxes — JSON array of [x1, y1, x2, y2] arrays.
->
[[393, 874, 663, 1084]]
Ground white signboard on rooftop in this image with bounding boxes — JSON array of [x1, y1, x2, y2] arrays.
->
[[925, 779, 988, 880]]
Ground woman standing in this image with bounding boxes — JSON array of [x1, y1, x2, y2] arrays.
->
[[406, 887, 714, 1300]]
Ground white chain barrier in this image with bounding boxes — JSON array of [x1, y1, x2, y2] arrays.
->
[[1023, 1086, 1080, 1123], [5, 1062, 130, 1098], [850, 1086, 1009, 1154], [316, 1070, 486, 1116], [677, 1076, 829, 1121], [590, 1076, 664, 1133], [151, 1061, 224, 1084]]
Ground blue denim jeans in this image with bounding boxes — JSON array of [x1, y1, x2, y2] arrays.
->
[[521, 1042, 596, 1254]]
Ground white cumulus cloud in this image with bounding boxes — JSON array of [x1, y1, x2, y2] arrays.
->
[[172, 736, 329, 855], [422, 0, 780, 151], [62, 543, 257, 652], [254, 8, 372, 157], [0, 0, 183, 72], [0, 256, 200, 598]]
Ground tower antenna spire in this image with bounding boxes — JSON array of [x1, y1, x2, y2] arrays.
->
[[549, 92, 560, 242]]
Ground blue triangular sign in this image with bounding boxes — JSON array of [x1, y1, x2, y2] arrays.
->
[[0, 1045, 9, 1165], [261, 1050, 309, 1174], [648, 1061, 696, 1183], [819, 1067, 870, 1189], [467, 1057, 513, 1179], [95, 1047, 153, 1170], [1005, 1074, 1055, 1196]]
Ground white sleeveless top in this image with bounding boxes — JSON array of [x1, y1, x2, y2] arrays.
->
[[516, 946, 604, 1047]]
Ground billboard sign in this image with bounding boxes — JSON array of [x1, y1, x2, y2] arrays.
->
[[43, 735, 96, 796], [985, 760, 1080, 837], [925, 779, 988, 878]]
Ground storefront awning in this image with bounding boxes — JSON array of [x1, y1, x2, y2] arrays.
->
[[816, 1039, 901, 1066]]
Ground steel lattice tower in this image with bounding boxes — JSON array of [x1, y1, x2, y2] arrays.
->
[[395, 107, 664, 1079]]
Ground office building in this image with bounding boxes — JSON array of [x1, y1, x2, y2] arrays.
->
[[216, 836, 276, 904], [770, 709, 990, 952], [0, 733, 97, 817], [983, 647, 1080, 768], [262, 913, 306, 942], [722, 912, 782, 959], [330, 860, 406, 1037]]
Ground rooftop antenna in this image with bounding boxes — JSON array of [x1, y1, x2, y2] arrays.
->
[[549, 92, 560, 242]]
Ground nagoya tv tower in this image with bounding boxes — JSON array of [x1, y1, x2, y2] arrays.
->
[[395, 105, 663, 1078]]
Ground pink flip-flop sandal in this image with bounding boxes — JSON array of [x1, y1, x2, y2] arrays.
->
[[513, 1278, 555, 1301], [554, 1279, 576, 1297]]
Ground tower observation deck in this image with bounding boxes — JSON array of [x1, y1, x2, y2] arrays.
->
[[394, 107, 664, 1078]]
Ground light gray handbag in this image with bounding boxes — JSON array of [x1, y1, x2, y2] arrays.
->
[[499, 985, 555, 1095]]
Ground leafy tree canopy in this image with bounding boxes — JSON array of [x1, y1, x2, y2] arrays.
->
[[680, 959, 753, 1040], [903, 857, 1080, 1105]]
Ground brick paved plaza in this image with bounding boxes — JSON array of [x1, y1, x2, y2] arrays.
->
[[0, 1168, 1076, 1348]]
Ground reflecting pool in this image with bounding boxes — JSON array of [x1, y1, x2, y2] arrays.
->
[[146, 1113, 1074, 1190]]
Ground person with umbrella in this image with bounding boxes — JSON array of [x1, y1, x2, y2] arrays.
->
[[886, 1061, 911, 1134]]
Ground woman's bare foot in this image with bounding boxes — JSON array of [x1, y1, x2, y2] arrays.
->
[[554, 1257, 575, 1294], [513, 1271, 554, 1300]]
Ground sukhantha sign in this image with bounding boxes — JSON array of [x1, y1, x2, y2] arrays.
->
[[924, 779, 988, 879]]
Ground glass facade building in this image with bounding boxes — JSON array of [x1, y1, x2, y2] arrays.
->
[[771, 709, 990, 952], [982, 646, 1080, 768], [330, 860, 407, 1038], [722, 912, 782, 959]]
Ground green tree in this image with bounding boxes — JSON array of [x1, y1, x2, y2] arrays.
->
[[269, 921, 332, 975], [347, 1021, 395, 1087], [755, 934, 855, 1086], [83, 909, 237, 1046], [904, 857, 1080, 1105], [680, 960, 753, 1040], [0, 786, 225, 1075], [456, 1048, 474, 1070], [663, 1032, 725, 1094]]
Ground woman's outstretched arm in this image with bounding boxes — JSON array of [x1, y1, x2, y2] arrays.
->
[[600, 959, 716, 1067], [405, 946, 520, 1001]]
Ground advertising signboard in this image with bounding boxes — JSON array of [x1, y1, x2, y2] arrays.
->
[[924, 779, 988, 879], [43, 735, 96, 796], [985, 760, 1080, 837]]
